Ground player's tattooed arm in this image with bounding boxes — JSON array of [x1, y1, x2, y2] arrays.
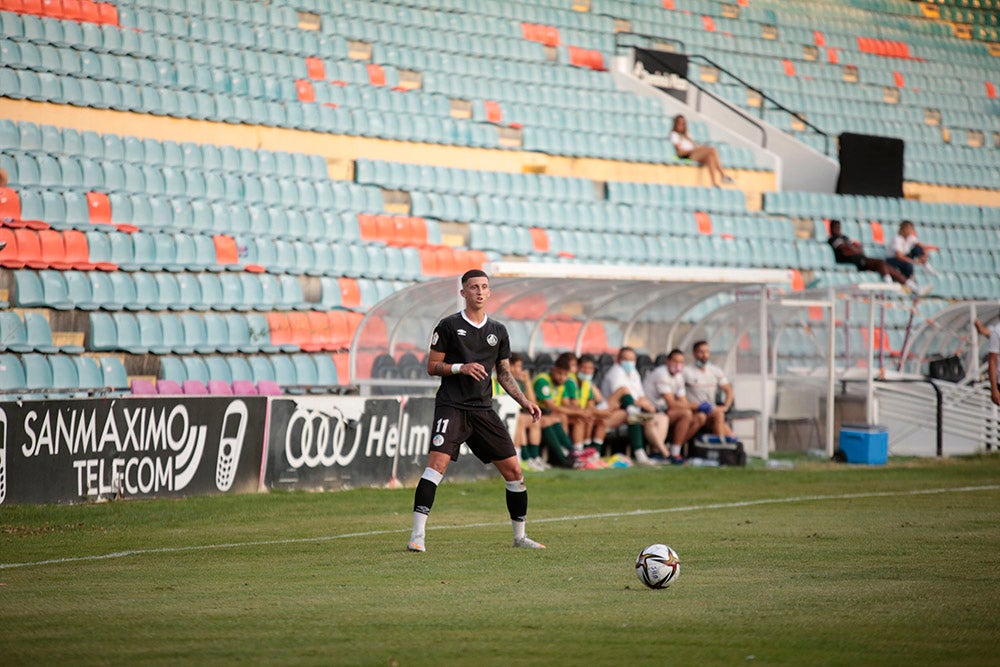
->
[[426, 349, 448, 377], [496, 358, 529, 407]]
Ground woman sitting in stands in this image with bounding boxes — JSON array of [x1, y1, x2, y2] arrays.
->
[[669, 114, 734, 187]]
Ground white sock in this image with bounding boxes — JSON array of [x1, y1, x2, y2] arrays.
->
[[670, 444, 682, 457], [512, 519, 526, 541], [411, 511, 428, 539], [906, 279, 918, 291], [421, 467, 444, 485]]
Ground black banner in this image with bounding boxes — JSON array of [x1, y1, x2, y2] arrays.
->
[[264, 396, 516, 491], [0, 397, 268, 505], [633, 47, 690, 102], [836, 132, 905, 198]]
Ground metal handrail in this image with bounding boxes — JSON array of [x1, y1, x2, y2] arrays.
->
[[615, 32, 832, 155]]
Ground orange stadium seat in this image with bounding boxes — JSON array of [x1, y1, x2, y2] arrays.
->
[[337, 277, 361, 308], [295, 80, 315, 103], [366, 64, 386, 87], [357, 213, 378, 242], [212, 235, 239, 268], [63, 229, 96, 270], [530, 227, 549, 253], [305, 57, 325, 81], [38, 229, 71, 270], [86, 192, 111, 224], [869, 221, 885, 245], [266, 312, 298, 352], [0, 188, 21, 221]]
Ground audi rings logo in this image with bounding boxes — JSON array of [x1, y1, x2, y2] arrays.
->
[[285, 407, 361, 469]]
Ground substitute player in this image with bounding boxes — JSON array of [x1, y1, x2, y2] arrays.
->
[[408, 269, 545, 553]]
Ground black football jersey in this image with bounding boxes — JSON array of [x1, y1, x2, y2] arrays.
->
[[430, 311, 511, 410]]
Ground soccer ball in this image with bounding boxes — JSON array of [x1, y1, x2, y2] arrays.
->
[[635, 544, 680, 589]]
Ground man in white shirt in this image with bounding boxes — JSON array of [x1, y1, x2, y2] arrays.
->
[[601, 347, 670, 465], [975, 319, 1000, 406], [644, 349, 706, 464], [683, 341, 737, 439]]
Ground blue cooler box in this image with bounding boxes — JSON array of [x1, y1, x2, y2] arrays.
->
[[839, 424, 888, 465]]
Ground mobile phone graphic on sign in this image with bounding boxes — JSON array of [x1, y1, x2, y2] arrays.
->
[[216, 401, 248, 492]]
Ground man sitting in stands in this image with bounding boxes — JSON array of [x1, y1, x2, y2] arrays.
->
[[827, 220, 931, 296]]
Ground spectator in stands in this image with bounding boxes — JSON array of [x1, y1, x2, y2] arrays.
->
[[885, 220, 936, 281], [643, 349, 705, 464], [506, 353, 556, 472], [669, 114, 734, 187], [576, 353, 628, 456], [601, 346, 671, 466], [827, 220, 932, 296], [974, 319, 1000, 406], [534, 353, 599, 466], [683, 341, 738, 441]]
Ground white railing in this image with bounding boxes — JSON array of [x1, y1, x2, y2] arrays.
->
[[874, 379, 1000, 457]]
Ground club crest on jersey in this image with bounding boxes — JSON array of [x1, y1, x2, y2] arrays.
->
[[457, 328, 467, 337], [487, 333, 498, 346]]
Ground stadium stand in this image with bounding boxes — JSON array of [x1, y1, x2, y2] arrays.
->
[[0, 0, 996, 397]]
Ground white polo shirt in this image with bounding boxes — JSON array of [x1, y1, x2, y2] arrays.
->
[[683, 363, 728, 405], [601, 363, 645, 401], [642, 366, 685, 412], [989, 322, 1000, 355]]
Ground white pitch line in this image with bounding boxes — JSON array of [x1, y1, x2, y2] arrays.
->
[[2, 484, 997, 571]]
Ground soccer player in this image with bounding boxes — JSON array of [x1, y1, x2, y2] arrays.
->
[[533, 354, 596, 461], [408, 269, 545, 553], [576, 353, 628, 456]]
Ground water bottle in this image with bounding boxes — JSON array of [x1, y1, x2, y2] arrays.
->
[[688, 457, 720, 467]]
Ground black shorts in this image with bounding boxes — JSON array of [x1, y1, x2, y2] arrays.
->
[[430, 404, 516, 464]]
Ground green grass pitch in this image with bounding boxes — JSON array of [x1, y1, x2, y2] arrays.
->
[[2, 455, 999, 666]]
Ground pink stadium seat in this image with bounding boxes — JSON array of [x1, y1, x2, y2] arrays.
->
[[232, 379, 258, 395], [207, 379, 234, 395], [130, 378, 157, 395], [156, 379, 182, 395], [181, 379, 209, 395], [256, 380, 282, 395]]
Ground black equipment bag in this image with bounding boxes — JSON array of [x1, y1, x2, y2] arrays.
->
[[689, 436, 746, 466]]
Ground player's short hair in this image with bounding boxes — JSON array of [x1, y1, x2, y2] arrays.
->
[[578, 353, 596, 367], [692, 340, 708, 353], [668, 348, 684, 360], [461, 269, 489, 285], [510, 352, 524, 365], [617, 346, 635, 361], [554, 352, 576, 370]]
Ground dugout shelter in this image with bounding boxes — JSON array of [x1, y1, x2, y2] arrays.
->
[[350, 262, 798, 459]]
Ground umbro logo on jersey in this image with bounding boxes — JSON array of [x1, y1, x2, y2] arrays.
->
[[457, 328, 467, 336]]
